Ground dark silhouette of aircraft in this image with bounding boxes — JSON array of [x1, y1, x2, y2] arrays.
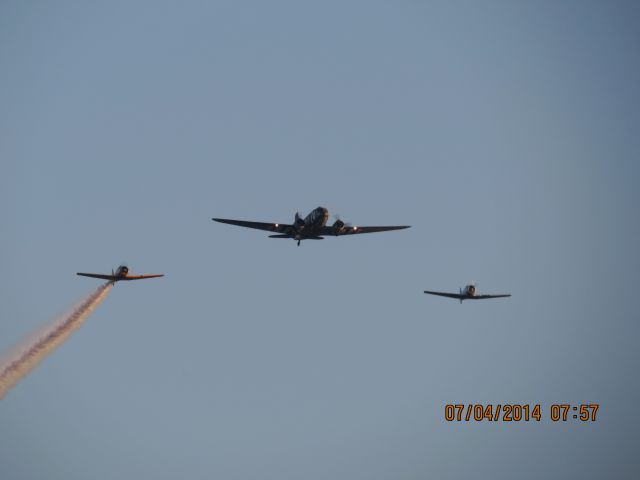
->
[[213, 206, 410, 246], [77, 265, 164, 284], [424, 283, 511, 304]]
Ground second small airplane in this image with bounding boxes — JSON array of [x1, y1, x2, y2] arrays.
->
[[424, 283, 511, 304], [213, 206, 410, 246], [77, 265, 164, 284]]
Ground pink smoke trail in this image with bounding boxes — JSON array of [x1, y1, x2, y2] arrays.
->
[[0, 283, 113, 399]]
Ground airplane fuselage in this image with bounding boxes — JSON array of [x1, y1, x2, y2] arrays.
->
[[461, 284, 475, 297], [113, 265, 129, 280], [294, 207, 329, 239], [456, 284, 476, 302]]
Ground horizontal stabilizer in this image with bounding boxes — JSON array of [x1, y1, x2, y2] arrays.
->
[[269, 234, 323, 240]]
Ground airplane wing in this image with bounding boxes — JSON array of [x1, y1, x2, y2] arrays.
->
[[318, 225, 411, 236], [77, 273, 164, 281], [470, 294, 511, 300], [77, 273, 117, 281], [423, 290, 465, 300], [121, 274, 165, 280], [423, 290, 511, 300], [212, 218, 292, 233]]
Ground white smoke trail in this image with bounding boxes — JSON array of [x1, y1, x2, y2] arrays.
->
[[0, 283, 113, 399]]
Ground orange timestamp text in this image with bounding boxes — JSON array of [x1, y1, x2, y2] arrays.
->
[[444, 404, 599, 422]]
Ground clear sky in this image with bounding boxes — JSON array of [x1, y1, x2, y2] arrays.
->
[[1, 1, 639, 478]]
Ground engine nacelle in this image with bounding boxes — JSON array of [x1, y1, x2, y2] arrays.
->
[[332, 219, 345, 235], [466, 284, 476, 296]]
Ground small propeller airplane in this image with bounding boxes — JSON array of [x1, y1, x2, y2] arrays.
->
[[77, 265, 164, 284], [424, 283, 511, 304], [213, 206, 410, 246]]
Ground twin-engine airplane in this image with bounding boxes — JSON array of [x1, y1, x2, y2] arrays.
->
[[213, 206, 410, 246], [424, 283, 511, 304], [77, 265, 164, 284]]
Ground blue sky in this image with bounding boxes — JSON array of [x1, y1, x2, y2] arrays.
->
[[1, 1, 639, 478]]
